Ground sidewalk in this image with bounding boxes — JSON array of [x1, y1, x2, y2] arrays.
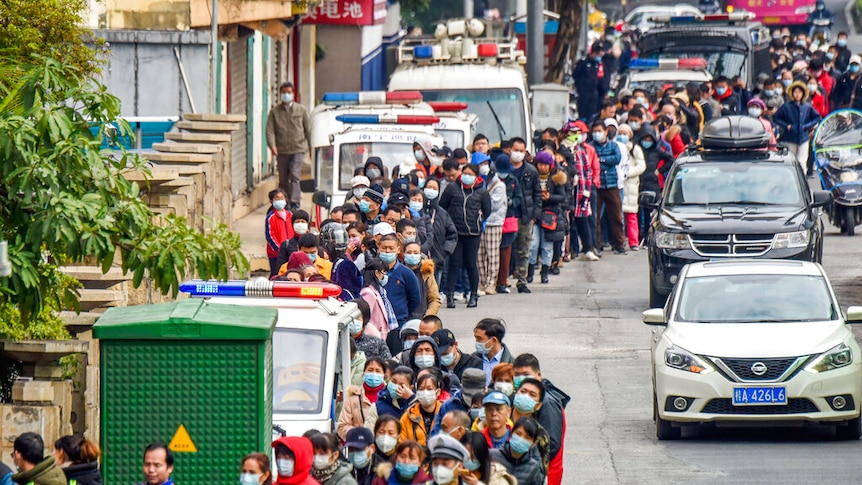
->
[[234, 204, 271, 274]]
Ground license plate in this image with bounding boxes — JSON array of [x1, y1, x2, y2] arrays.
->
[[733, 387, 787, 405]]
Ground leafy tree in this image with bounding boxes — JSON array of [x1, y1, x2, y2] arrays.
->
[[546, 0, 582, 83], [400, 0, 465, 30]]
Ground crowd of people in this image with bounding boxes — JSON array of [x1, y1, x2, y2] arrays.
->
[[2, 432, 102, 485]]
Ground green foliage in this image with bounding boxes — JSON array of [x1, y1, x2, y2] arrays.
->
[[0, 55, 249, 324], [400, 0, 464, 30], [0, 264, 76, 340]]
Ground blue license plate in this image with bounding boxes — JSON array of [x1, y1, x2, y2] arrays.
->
[[733, 387, 787, 406]]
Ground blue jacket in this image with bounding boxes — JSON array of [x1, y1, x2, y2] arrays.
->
[[429, 389, 470, 436], [773, 98, 821, 145], [375, 387, 414, 420], [590, 139, 622, 188], [382, 261, 421, 326], [332, 257, 362, 299]]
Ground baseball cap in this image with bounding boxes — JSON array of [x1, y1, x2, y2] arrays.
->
[[851, 55, 862, 66], [460, 369, 486, 405], [432, 146, 453, 158], [482, 390, 511, 407], [400, 319, 421, 338], [428, 434, 469, 462], [431, 329, 456, 353], [351, 175, 371, 188], [387, 191, 409, 207], [345, 427, 374, 449], [373, 222, 395, 236], [604, 118, 619, 129]]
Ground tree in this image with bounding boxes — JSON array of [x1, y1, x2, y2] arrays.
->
[[546, 0, 582, 83], [0, 2, 248, 328]]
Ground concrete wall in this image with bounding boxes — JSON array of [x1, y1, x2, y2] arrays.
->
[[316, 26, 362, 96], [104, 0, 191, 30], [95, 29, 211, 117]]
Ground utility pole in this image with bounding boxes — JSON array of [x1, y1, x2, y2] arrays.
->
[[526, 0, 544, 86], [211, 0, 218, 113]]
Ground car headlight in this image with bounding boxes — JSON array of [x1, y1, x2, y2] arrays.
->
[[805, 343, 853, 373], [665, 345, 715, 374], [841, 171, 860, 183], [655, 231, 692, 250], [772, 230, 810, 249]]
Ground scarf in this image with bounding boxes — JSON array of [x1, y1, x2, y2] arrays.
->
[[378, 284, 399, 330], [311, 460, 341, 484]]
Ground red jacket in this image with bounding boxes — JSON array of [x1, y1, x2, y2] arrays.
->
[[273, 436, 320, 485], [266, 209, 294, 258], [811, 90, 828, 117], [581, 142, 601, 189], [816, 70, 835, 100]]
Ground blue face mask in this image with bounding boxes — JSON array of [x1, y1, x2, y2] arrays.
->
[[379, 252, 397, 265], [513, 393, 538, 414], [782, 79, 793, 87], [418, 178, 427, 188], [509, 434, 533, 455], [716, 86, 727, 96], [388, 381, 401, 399], [404, 253, 421, 267], [440, 351, 456, 367], [409, 201, 423, 213], [350, 449, 370, 469], [423, 188, 439, 200], [617, 135, 629, 144], [359, 200, 371, 213], [826, 52, 835, 61], [838, 39, 848, 47], [513, 374, 534, 389], [640, 140, 655, 150], [379, 273, 389, 287], [306, 252, 317, 262], [851, 64, 861, 74], [461, 174, 476, 186], [241, 473, 261, 485], [273, 199, 287, 210], [403, 339, 415, 351], [395, 462, 419, 478], [364, 372, 384, 387], [414, 354, 436, 369], [464, 458, 481, 471], [592, 131, 605, 143]]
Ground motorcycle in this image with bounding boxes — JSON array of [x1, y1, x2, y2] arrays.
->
[[812, 109, 862, 235], [809, 17, 833, 42]]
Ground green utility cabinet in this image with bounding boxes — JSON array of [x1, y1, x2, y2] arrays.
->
[[93, 299, 278, 484]]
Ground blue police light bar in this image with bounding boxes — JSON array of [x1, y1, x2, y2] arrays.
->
[[335, 114, 380, 124], [321, 92, 360, 103], [180, 280, 247, 296], [181, 280, 344, 298]]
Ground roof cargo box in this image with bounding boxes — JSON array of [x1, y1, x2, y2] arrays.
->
[[700, 115, 771, 149]]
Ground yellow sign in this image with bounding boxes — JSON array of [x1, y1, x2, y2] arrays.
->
[[168, 424, 198, 453]]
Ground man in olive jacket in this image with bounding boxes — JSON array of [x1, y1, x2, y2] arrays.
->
[[266, 81, 312, 210], [11, 433, 66, 485]]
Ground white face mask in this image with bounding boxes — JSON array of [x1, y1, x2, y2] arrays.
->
[[375, 434, 397, 454], [293, 222, 308, 235], [479, 164, 491, 176], [281, 92, 294, 103], [510, 151, 526, 163], [432, 465, 456, 484], [416, 389, 438, 406], [312, 454, 332, 470]]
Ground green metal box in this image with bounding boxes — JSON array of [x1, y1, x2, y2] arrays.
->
[[94, 299, 277, 484]]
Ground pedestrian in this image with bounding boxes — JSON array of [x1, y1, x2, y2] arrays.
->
[[402, 241, 441, 319], [266, 189, 295, 277], [360, 184, 386, 226], [490, 363, 515, 398], [473, 318, 514, 385], [308, 433, 357, 485], [345, 175, 371, 207], [320, 222, 363, 298], [419, 178, 458, 285], [562, 123, 598, 262], [240, 453, 273, 485], [429, 368, 487, 436], [510, 379, 551, 476], [360, 258, 397, 341], [635, 127, 673, 243], [439, 411, 472, 442], [413, 137, 443, 178], [338, 355, 388, 440], [477, 155, 507, 295], [431, 328, 483, 381], [344, 427, 378, 485], [53, 435, 102, 485], [773, 81, 821, 172], [137, 443, 174, 485], [274, 209, 309, 273], [488, 418, 545, 485], [746, 98, 777, 145], [534, 151, 568, 284], [806, 74, 829, 117], [463, 432, 517, 485], [438, 163, 491, 308], [371, 415, 402, 464], [507, 138, 542, 294], [297, 234, 332, 279], [479, 391, 512, 449], [622, 126, 645, 251], [363, 157, 387, 184], [589, 121, 626, 255], [399, 371, 444, 446], [10, 433, 66, 485], [712, 76, 740, 116], [406, 336, 442, 374], [490, 154, 522, 294], [364, 366, 416, 428], [830, 55, 862, 108], [371, 441, 433, 485], [392, 319, 422, 365], [349, 299, 391, 359], [272, 436, 319, 485], [266, 82, 311, 210], [427, 434, 471, 485], [573, 42, 605, 121], [378, 234, 421, 327]]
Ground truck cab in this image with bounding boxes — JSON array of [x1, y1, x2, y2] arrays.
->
[[389, 18, 533, 152], [180, 279, 358, 437]]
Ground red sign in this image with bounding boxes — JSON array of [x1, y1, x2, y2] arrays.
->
[[304, 0, 387, 26]]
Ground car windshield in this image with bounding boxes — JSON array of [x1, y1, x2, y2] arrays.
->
[[273, 328, 328, 414], [665, 163, 802, 206], [437, 129, 464, 150], [676, 274, 838, 322], [419, 88, 526, 147], [339, 142, 416, 190]]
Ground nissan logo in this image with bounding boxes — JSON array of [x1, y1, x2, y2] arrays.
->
[[751, 362, 768, 376]]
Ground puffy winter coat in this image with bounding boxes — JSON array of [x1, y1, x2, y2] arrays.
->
[[623, 145, 647, 213], [540, 170, 569, 242], [10, 457, 67, 485], [490, 444, 545, 485], [399, 400, 442, 446], [407, 258, 440, 319], [338, 384, 377, 441], [438, 177, 491, 236], [517, 161, 543, 222], [63, 460, 103, 485], [485, 175, 509, 226], [773, 88, 821, 145], [420, 204, 458, 270]]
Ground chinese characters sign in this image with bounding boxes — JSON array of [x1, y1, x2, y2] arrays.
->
[[304, 0, 387, 25]]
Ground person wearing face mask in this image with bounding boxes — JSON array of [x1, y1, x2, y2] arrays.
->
[[272, 436, 317, 485], [491, 363, 515, 398], [348, 299, 391, 360], [589, 121, 627, 255], [402, 241, 440, 319], [377, 234, 421, 344], [431, 329, 482, 381], [359, 184, 386, 226], [760, 79, 786, 114], [369, 416, 403, 467], [364, 366, 416, 429], [53, 435, 102, 485], [371, 440, 433, 485], [831, 55, 862, 109], [472, 319, 513, 384], [808, 58, 834, 101], [712, 76, 740, 116], [805, 75, 828, 117], [634, 127, 674, 244], [427, 434, 471, 485], [406, 336, 442, 374], [296, 234, 332, 279], [363, 157, 387, 183], [773, 81, 821, 172], [620, 123, 645, 251], [240, 453, 273, 485], [342, 428, 378, 485], [532, 151, 568, 284], [360, 258, 398, 341], [505, 137, 542, 294], [429, 368, 487, 436], [338, 355, 389, 441], [275, 209, 310, 274], [463, 432, 516, 485], [399, 372, 444, 446], [266, 189, 296, 277], [308, 433, 357, 485], [346, 175, 371, 207], [475, 152, 506, 296], [833, 32, 852, 72], [488, 418, 545, 485], [573, 42, 605, 121], [413, 137, 443, 178], [266, 82, 311, 210], [510, 379, 551, 478], [418, 178, 458, 285], [490, 154, 523, 294]]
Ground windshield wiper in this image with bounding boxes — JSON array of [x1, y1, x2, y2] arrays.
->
[[486, 100, 507, 142]]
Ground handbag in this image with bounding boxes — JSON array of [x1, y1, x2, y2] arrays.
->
[[502, 216, 519, 234], [541, 210, 557, 231]]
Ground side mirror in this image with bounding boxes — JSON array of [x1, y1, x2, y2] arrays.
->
[[642, 308, 667, 325], [812, 190, 833, 208], [846, 306, 862, 324], [312, 190, 331, 210], [300, 179, 317, 194], [639, 191, 659, 209]]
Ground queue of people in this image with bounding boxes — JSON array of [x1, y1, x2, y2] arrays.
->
[[3, 432, 102, 485]]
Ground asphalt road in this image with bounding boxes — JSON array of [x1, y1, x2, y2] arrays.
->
[[440, 210, 862, 483]]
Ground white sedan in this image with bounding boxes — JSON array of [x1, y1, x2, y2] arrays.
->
[[644, 259, 862, 440]]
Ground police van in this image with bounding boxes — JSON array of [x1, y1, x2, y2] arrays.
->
[[309, 91, 445, 203], [181, 279, 357, 437], [428, 101, 479, 151], [389, 18, 533, 152]]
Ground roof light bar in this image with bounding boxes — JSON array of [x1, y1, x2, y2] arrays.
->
[[630, 58, 707, 70], [321, 91, 423, 105], [649, 12, 755, 23], [427, 102, 470, 112], [180, 280, 343, 299], [335, 114, 440, 125]]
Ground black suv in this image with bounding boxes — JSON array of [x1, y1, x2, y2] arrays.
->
[[640, 116, 833, 307]]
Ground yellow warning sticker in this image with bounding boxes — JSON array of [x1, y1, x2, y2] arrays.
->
[[168, 424, 198, 453]]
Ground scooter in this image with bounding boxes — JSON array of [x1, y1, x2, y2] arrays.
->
[[812, 109, 862, 235], [810, 17, 833, 42]]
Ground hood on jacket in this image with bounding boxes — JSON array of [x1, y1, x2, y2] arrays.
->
[[634, 125, 658, 146], [415, 136, 441, 166], [407, 335, 442, 371], [787, 80, 810, 101], [420, 257, 435, 276], [551, 170, 568, 186], [272, 436, 314, 485]]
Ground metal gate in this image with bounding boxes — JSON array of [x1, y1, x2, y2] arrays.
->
[[229, 37, 249, 198]]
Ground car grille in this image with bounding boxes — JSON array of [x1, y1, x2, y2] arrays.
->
[[701, 398, 819, 415], [717, 357, 800, 381], [689, 233, 775, 257]]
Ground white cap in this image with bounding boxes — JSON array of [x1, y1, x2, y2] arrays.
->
[[851, 55, 862, 65], [351, 175, 371, 188], [604, 118, 619, 129], [373, 222, 395, 236]]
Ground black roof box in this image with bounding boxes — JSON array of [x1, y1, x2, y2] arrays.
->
[[700, 115, 771, 149]]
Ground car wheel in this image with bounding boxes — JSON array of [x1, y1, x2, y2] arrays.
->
[[836, 415, 861, 440], [846, 206, 856, 236], [654, 392, 681, 440], [649, 275, 666, 309]]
